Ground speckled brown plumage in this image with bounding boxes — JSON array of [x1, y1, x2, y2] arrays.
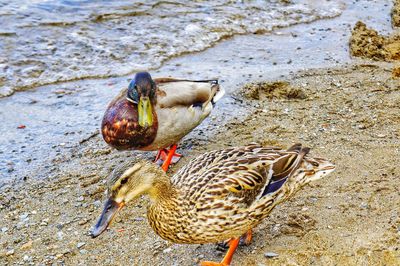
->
[[118, 143, 335, 244], [92, 143, 335, 265]]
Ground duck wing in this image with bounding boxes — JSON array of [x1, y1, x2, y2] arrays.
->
[[171, 144, 279, 186], [154, 78, 224, 109], [174, 144, 334, 210]]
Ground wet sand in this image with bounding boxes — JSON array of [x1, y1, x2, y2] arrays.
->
[[1, 0, 400, 265], [1, 63, 399, 265]]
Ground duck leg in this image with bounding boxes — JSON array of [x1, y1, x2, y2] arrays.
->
[[156, 144, 182, 172], [201, 237, 240, 266], [217, 229, 253, 250]]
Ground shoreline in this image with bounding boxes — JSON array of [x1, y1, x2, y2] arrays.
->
[[1, 0, 400, 265], [0, 0, 394, 185], [1, 62, 399, 265]]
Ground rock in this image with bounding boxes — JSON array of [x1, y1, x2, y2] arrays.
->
[[6, 249, 15, 256], [163, 247, 172, 253], [79, 249, 88, 254], [393, 66, 400, 78], [392, 0, 400, 27], [240, 81, 306, 100], [77, 242, 85, 249], [19, 213, 29, 222], [93, 200, 102, 207], [1, 227, 8, 233], [20, 240, 33, 250], [350, 21, 400, 61], [78, 219, 88, 225], [264, 252, 279, 258], [57, 231, 64, 240]]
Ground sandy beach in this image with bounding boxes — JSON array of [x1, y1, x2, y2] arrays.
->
[[1, 0, 400, 265]]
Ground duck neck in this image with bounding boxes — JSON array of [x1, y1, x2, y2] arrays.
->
[[148, 172, 178, 205]]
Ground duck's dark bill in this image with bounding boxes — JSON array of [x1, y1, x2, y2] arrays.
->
[[91, 198, 123, 238], [138, 96, 153, 127]]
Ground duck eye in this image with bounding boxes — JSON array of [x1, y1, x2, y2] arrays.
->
[[150, 81, 156, 95], [127, 86, 139, 104]]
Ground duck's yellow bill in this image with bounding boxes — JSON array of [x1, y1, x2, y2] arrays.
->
[[138, 96, 153, 127]]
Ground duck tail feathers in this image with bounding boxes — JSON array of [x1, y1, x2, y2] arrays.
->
[[211, 84, 225, 105]]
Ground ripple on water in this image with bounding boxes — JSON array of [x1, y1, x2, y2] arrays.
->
[[0, 0, 344, 97]]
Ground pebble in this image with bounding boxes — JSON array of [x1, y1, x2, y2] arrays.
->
[[79, 249, 88, 254], [57, 231, 64, 240], [78, 219, 88, 225], [93, 200, 102, 207], [77, 196, 85, 202], [1, 227, 8, 233], [6, 249, 15, 256], [309, 197, 318, 203], [264, 252, 279, 258], [77, 242, 86, 249], [20, 240, 33, 250], [20, 213, 29, 222], [163, 247, 172, 253]]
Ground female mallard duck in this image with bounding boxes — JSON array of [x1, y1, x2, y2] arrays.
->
[[91, 143, 335, 265], [102, 72, 224, 171]]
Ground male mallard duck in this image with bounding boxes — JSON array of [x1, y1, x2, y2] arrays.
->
[[101, 72, 224, 171], [91, 143, 335, 265]]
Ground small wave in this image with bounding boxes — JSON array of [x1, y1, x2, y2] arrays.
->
[[0, 0, 345, 98]]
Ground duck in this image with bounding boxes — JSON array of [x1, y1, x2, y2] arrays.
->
[[101, 72, 224, 171], [91, 143, 335, 266]]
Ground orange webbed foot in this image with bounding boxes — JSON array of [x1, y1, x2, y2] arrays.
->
[[202, 238, 240, 266]]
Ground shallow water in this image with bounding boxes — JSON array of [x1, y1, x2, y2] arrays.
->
[[0, 0, 344, 97]]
